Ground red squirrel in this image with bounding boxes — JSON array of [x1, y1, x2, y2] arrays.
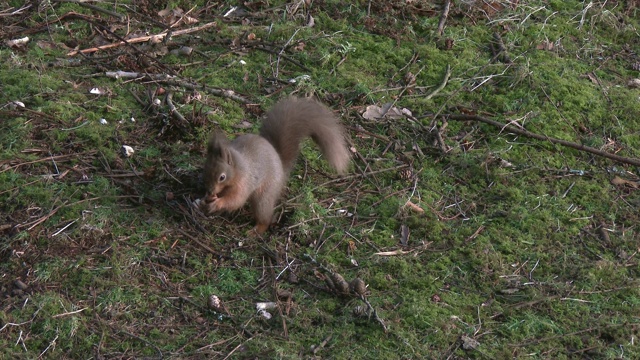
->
[[198, 96, 350, 234]]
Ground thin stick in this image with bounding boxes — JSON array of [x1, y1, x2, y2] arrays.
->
[[381, 64, 426, 117], [442, 113, 640, 167], [359, 294, 388, 332], [68, 21, 218, 56], [275, 28, 301, 78], [177, 228, 223, 257], [253, 45, 310, 72], [423, 64, 451, 101], [38, 335, 58, 358], [51, 307, 87, 318], [491, 32, 512, 63], [0, 151, 97, 173], [24, 204, 64, 231], [19, 197, 99, 231], [437, 0, 451, 36], [0, 4, 31, 16], [156, 78, 251, 104], [165, 92, 187, 123], [0, 320, 32, 332], [222, 337, 253, 360], [50, 219, 78, 237], [102, 71, 251, 104], [312, 335, 332, 354]]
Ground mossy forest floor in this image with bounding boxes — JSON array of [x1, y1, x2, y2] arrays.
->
[[1, 1, 640, 359]]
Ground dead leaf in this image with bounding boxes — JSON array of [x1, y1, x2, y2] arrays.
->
[[293, 41, 306, 52], [536, 40, 554, 51], [183, 16, 198, 25], [584, 72, 598, 84], [611, 176, 639, 188], [461, 335, 480, 350], [6, 36, 29, 48], [233, 120, 254, 129], [380, 103, 404, 119], [157, 8, 173, 17], [404, 201, 424, 213], [362, 105, 384, 120], [627, 79, 640, 88], [36, 40, 57, 50], [479, 0, 505, 19], [499, 158, 514, 168], [158, 7, 199, 26], [404, 71, 416, 88], [362, 104, 411, 120], [401, 108, 413, 117]]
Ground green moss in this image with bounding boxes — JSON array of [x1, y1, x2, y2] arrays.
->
[[1, 1, 639, 358]]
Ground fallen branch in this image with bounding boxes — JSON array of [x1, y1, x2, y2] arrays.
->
[[437, 0, 452, 36], [160, 79, 251, 104], [102, 71, 251, 104], [51, 307, 88, 318], [67, 21, 217, 56], [165, 92, 187, 123], [0, 151, 97, 173], [442, 113, 640, 167], [491, 31, 512, 64], [0, 4, 31, 17], [359, 294, 388, 333], [177, 228, 225, 257]]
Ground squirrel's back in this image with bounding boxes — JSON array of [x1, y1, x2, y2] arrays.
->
[[259, 97, 350, 175]]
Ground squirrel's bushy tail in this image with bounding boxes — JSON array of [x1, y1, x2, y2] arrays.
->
[[259, 96, 350, 175]]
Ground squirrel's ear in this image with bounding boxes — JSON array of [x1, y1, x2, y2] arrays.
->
[[224, 148, 233, 166], [207, 132, 227, 157]]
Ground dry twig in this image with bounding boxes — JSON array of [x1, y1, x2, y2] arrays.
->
[[165, 92, 187, 123], [68, 21, 218, 56], [437, 0, 452, 36], [103, 71, 251, 104], [424, 64, 451, 101], [442, 113, 640, 167]]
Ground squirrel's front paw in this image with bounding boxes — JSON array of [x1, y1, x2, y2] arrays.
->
[[197, 196, 223, 214], [193, 198, 204, 209]]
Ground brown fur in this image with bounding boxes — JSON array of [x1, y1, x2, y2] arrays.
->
[[201, 96, 350, 234]]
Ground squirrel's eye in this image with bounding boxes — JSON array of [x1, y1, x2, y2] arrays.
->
[[219, 173, 226, 182]]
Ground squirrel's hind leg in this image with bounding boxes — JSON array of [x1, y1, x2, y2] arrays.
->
[[249, 195, 278, 235]]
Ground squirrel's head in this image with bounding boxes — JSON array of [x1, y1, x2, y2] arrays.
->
[[203, 132, 234, 202]]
